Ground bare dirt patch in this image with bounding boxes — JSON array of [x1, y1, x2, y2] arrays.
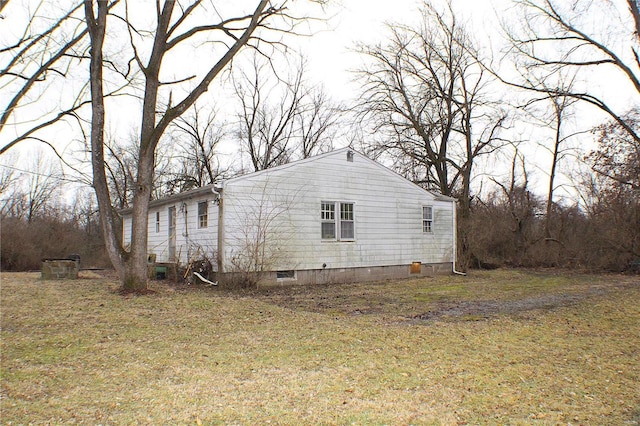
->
[[249, 269, 639, 321], [412, 279, 636, 320]]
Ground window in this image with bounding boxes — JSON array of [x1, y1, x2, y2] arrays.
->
[[276, 270, 296, 280], [340, 202, 354, 239], [155, 211, 160, 233], [321, 202, 335, 239], [198, 201, 208, 228], [423, 206, 433, 233], [321, 201, 354, 241]]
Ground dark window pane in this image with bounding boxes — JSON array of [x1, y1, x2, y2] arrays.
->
[[322, 222, 335, 239]]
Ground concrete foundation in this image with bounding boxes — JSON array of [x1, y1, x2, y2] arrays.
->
[[223, 262, 453, 287]]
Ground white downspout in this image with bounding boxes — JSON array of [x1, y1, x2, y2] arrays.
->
[[213, 183, 224, 275], [452, 200, 467, 276]]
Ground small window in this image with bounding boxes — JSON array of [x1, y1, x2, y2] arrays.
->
[[276, 270, 296, 280], [155, 211, 160, 233], [198, 201, 208, 228], [321, 202, 336, 239], [423, 206, 433, 233], [340, 202, 354, 239]]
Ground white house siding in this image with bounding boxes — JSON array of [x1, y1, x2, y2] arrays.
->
[[122, 192, 219, 264], [123, 216, 132, 250], [221, 149, 454, 274]]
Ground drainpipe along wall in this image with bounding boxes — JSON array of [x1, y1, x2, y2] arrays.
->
[[214, 184, 224, 275], [452, 199, 466, 276]]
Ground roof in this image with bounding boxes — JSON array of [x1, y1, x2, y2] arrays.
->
[[119, 148, 455, 215], [118, 185, 218, 215], [223, 148, 456, 201]]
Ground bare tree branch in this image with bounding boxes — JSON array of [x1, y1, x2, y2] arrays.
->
[[502, 0, 640, 143], [356, 0, 507, 213], [83, 0, 322, 291]]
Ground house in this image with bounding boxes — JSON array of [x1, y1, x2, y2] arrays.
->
[[121, 148, 458, 285]]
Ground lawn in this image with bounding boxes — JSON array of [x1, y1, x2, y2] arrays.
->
[[1, 269, 639, 425]]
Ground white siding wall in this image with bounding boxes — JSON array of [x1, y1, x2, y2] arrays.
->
[[222, 150, 454, 272], [123, 216, 132, 248], [186, 198, 219, 264], [122, 194, 218, 264], [147, 207, 167, 259]]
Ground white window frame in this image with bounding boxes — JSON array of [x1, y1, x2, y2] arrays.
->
[[339, 202, 355, 240], [321, 201, 336, 240], [198, 201, 208, 229], [155, 211, 160, 233], [423, 206, 433, 233], [321, 201, 355, 241]]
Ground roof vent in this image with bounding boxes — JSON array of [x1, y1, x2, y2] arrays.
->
[[346, 150, 354, 162]]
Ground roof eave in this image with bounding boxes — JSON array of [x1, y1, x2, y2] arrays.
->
[[118, 184, 219, 216]]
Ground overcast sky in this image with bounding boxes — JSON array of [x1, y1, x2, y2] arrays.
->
[[300, 0, 507, 101], [0, 0, 581, 199], [1, 0, 633, 202]]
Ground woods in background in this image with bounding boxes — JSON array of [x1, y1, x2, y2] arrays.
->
[[1, 0, 638, 275]]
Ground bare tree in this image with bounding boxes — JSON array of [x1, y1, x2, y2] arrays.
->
[[503, 0, 640, 144], [0, 153, 18, 196], [356, 1, 507, 216], [580, 111, 640, 265], [166, 104, 229, 192], [0, 150, 62, 222], [589, 110, 640, 192], [234, 53, 339, 172], [104, 138, 136, 210], [23, 151, 62, 222], [101, 130, 178, 210], [540, 88, 588, 241], [519, 74, 582, 240], [471, 148, 542, 267], [226, 179, 298, 287], [84, 1, 320, 292], [0, 1, 122, 155]]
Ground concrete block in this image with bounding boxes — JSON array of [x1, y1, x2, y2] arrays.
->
[[41, 259, 79, 280]]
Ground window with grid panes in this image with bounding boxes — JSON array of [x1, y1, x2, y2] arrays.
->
[[198, 201, 208, 228], [340, 202, 354, 239], [423, 206, 433, 233], [321, 202, 335, 239]]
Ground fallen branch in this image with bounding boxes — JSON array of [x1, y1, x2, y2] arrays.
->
[[193, 271, 218, 286]]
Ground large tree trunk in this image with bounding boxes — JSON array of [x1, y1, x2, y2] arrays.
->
[[85, 0, 126, 282], [119, 0, 171, 292], [84, 0, 280, 293], [123, 149, 156, 291]]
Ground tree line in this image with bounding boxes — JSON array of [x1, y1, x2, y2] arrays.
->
[[1, 0, 638, 286]]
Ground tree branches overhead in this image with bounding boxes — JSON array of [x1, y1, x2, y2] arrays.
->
[[78, 0, 320, 290], [1, 2, 93, 154], [0, 1, 300, 155], [233, 54, 340, 172], [503, 0, 640, 143], [355, 1, 507, 213]]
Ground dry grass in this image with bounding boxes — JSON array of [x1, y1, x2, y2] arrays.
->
[[1, 269, 639, 425]]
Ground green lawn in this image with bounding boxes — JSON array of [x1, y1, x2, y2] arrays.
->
[[1, 270, 639, 425]]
